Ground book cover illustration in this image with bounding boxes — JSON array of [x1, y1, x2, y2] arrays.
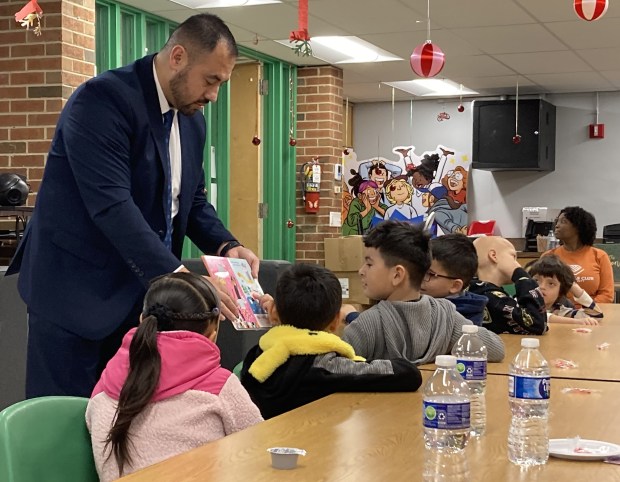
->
[[201, 255, 271, 330]]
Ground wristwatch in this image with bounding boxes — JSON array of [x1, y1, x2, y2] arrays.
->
[[220, 240, 243, 257]]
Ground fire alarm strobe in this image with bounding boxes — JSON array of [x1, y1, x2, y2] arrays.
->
[[589, 123, 605, 139]]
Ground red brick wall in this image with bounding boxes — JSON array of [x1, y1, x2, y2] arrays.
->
[[295, 66, 344, 264], [0, 0, 95, 206]]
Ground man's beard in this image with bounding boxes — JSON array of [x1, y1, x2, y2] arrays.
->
[[169, 67, 205, 116]]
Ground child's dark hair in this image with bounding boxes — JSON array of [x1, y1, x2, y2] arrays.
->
[[364, 220, 431, 289], [528, 254, 575, 298], [275, 263, 342, 331], [106, 272, 221, 476], [559, 206, 597, 246], [430, 234, 478, 286]]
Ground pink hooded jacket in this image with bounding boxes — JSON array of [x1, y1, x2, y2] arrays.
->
[[86, 328, 262, 482]]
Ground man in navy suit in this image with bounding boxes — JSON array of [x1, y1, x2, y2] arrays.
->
[[6, 13, 259, 398]]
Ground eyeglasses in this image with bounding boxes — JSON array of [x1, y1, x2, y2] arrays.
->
[[447, 170, 464, 181], [424, 270, 459, 282]]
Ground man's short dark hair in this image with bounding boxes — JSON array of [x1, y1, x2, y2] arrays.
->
[[430, 234, 478, 286], [363, 221, 431, 289], [528, 254, 575, 298], [275, 263, 342, 331], [165, 13, 238, 59]]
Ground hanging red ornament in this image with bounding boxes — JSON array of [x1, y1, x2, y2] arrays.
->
[[457, 104, 465, 113], [512, 135, 522, 144], [15, 0, 43, 36], [574, 0, 608, 21], [252, 136, 261, 146], [289, 137, 297, 147], [410, 41, 445, 78]]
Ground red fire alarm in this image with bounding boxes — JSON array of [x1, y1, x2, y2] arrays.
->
[[589, 123, 605, 139]]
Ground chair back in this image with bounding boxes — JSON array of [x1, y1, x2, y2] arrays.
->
[[0, 396, 98, 482], [468, 220, 497, 236]]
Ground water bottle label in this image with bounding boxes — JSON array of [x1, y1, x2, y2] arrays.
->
[[456, 359, 487, 380], [508, 375, 550, 399], [423, 401, 470, 429]]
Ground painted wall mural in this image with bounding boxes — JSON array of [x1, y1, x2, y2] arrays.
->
[[341, 145, 470, 236]]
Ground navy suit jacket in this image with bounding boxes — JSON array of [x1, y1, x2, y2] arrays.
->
[[7, 55, 235, 340]]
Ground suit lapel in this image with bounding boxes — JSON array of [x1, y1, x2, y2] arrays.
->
[[135, 54, 171, 209]]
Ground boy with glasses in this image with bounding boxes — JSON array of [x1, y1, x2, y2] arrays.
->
[[342, 221, 504, 365], [421, 234, 488, 325]]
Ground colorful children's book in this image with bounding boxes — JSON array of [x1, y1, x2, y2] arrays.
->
[[201, 255, 271, 330]]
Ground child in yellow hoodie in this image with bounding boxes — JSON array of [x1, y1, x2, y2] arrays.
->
[[240, 263, 422, 419]]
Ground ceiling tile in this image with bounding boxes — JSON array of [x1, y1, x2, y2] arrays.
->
[[492, 50, 591, 75], [451, 24, 568, 54]]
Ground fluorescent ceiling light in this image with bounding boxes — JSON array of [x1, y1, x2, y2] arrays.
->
[[276, 36, 401, 64], [170, 0, 280, 8], [384, 79, 478, 97]]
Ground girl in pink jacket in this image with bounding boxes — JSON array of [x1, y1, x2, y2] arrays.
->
[[86, 272, 263, 481]]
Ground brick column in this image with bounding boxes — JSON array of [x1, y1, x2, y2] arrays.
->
[[295, 66, 344, 264], [0, 0, 95, 205]]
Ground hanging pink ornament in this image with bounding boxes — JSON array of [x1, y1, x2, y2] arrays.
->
[[457, 104, 465, 113], [410, 41, 445, 78], [252, 135, 261, 146], [512, 134, 522, 145], [574, 0, 608, 21]]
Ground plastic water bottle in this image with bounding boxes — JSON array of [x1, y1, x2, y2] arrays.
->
[[546, 229, 559, 250], [508, 338, 550, 466], [452, 325, 487, 436], [423, 355, 471, 481]]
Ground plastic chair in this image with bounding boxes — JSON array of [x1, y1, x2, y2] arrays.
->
[[233, 361, 244, 379], [468, 220, 496, 237], [0, 396, 98, 482]]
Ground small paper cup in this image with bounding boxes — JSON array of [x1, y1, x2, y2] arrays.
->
[[267, 447, 307, 470]]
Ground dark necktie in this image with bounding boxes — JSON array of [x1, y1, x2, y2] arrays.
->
[[162, 109, 174, 250]]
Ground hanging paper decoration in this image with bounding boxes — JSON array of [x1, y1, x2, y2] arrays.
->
[[15, 0, 43, 36], [290, 0, 312, 57], [410, 42, 445, 78], [410, 0, 445, 78], [574, 0, 608, 21]]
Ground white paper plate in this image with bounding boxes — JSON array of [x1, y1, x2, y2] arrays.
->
[[549, 439, 620, 460]]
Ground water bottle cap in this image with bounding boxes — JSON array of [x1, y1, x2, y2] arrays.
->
[[435, 355, 457, 367], [521, 338, 539, 348], [461, 324, 479, 334]]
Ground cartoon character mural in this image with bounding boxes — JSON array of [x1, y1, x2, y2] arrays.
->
[[341, 145, 470, 236]]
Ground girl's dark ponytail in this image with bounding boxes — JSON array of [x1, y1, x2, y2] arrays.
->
[[105, 313, 161, 475]]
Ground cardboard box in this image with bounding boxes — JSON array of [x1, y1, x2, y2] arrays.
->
[[333, 271, 370, 305], [324, 236, 364, 272], [522, 207, 560, 237]]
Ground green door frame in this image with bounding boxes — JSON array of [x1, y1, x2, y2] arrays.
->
[[95, 1, 296, 262]]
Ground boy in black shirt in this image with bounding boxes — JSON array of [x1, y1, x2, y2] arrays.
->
[[469, 236, 547, 335]]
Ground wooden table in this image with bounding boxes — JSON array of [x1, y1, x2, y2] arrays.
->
[[119, 375, 620, 482], [417, 305, 620, 382]]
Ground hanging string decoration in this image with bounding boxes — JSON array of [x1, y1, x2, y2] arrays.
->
[[513, 77, 521, 145], [410, 0, 445, 78], [457, 83, 465, 112], [290, 0, 312, 57], [15, 0, 43, 36], [288, 73, 297, 147], [574, 0, 608, 21]]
